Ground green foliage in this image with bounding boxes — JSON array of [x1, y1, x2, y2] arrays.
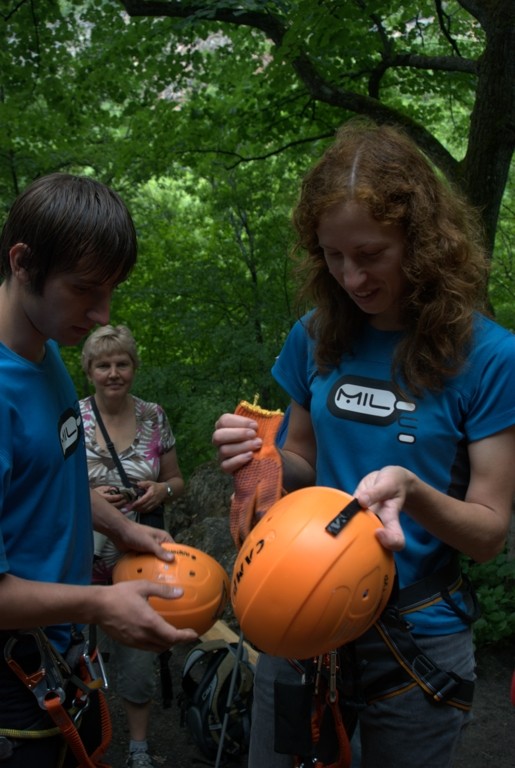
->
[[462, 550, 515, 649], [62, 156, 300, 477], [3, 0, 515, 594]]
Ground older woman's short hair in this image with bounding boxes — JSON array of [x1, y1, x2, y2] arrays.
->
[[81, 324, 140, 375]]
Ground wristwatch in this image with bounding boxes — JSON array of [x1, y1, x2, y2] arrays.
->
[[166, 484, 174, 499]]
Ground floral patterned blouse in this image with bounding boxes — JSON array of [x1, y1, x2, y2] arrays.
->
[[79, 395, 175, 581]]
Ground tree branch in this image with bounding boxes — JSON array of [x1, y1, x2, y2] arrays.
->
[[457, 0, 490, 27], [120, 1, 464, 180], [289, 52, 460, 180], [384, 52, 476, 74], [118, 0, 513, 250], [120, 1, 286, 45], [120, 0, 478, 76], [0, 0, 28, 23], [174, 131, 337, 169], [435, 0, 462, 56]]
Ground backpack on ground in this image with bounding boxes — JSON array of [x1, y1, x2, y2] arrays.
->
[[179, 638, 254, 760]]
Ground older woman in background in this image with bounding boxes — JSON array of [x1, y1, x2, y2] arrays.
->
[[80, 324, 184, 768]]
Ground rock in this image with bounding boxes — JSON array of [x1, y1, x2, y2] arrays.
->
[[167, 460, 234, 533]]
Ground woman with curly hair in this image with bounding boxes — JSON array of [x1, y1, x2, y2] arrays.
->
[[212, 121, 515, 767]]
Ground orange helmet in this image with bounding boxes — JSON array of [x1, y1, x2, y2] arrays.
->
[[231, 486, 395, 658], [113, 543, 230, 635]]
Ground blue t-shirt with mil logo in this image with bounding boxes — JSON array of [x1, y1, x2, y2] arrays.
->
[[272, 312, 515, 635]]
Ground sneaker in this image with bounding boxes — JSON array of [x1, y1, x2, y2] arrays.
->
[[126, 750, 157, 768]]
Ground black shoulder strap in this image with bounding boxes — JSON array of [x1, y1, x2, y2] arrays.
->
[[90, 396, 131, 488]]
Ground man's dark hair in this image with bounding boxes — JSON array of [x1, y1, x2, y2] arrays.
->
[[0, 173, 137, 293]]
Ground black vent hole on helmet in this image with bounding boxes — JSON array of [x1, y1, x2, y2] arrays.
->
[[136, 567, 144, 574], [189, 569, 196, 577], [362, 588, 369, 600]]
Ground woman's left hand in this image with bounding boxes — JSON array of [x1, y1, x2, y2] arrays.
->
[[130, 481, 166, 513], [353, 465, 411, 551]]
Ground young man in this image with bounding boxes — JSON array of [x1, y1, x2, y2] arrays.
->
[[0, 173, 197, 767]]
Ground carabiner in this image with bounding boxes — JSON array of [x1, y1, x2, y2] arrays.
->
[[82, 647, 108, 691], [4, 629, 68, 709]]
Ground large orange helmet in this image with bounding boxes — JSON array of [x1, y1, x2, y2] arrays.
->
[[231, 486, 395, 658], [113, 543, 230, 635]]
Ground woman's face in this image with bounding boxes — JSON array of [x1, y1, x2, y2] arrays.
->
[[317, 201, 409, 330], [89, 351, 135, 400]]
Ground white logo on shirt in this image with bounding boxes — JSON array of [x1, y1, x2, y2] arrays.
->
[[328, 375, 417, 443]]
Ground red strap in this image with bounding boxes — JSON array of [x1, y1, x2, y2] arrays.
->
[[45, 694, 97, 767], [89, 684, 113, 765], [318, 691, 352, 768], [295, 685, 352, 768], [44, 693, 111, 768]]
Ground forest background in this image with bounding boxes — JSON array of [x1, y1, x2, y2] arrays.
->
[[1, 0, 514, 650]]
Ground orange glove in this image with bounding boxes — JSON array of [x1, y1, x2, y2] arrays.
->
[[230, 400, 284, 550]]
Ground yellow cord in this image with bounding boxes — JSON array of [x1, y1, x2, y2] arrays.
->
[[239, 399, 283, 417]]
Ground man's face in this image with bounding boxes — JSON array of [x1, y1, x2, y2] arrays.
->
[[23, 269, 119, 346]]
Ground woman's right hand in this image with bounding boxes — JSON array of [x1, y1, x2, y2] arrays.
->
[[93, 485, 126, 508], [212, 413, 263, 474]]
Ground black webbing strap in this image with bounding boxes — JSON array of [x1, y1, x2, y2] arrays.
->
[[397, 556, 462, 611], [360, 558, 478, 711], [90, 397, 132, 488], [371, 606, 475, 710], [159, 650, 174, 709], [396, 555, 480, 625]]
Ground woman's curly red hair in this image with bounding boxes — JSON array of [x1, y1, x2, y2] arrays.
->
[[292, 120, 489, 395]]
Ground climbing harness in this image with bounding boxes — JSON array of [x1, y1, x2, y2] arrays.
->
[[1, 627, 111, 767], [366, 558, 479, 711], [287, 557, 479, 767]]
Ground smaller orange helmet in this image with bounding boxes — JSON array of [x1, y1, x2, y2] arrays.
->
[[113, 543, 230, 635], [231, 486, 395, 658]]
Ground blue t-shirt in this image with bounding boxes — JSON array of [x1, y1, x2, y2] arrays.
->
[[0, 341, 93, 651], [272, 312, 515, 635]]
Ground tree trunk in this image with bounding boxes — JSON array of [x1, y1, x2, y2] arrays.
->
[[461, 0, 515, 254]]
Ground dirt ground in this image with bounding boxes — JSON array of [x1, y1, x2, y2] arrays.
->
[[101, 642, 514, 768]]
